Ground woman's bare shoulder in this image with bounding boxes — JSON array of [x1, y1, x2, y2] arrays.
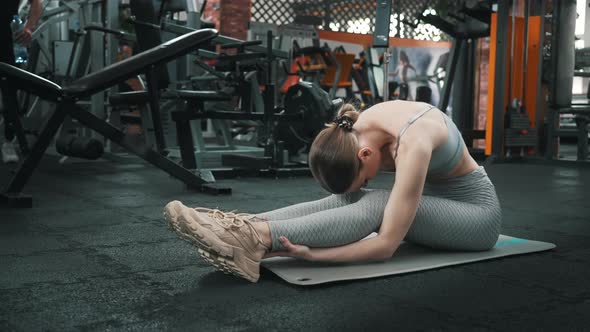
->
[[360, 101, 415, 127]]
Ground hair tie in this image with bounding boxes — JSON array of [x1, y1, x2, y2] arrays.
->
[[335, 116, 353, 131]]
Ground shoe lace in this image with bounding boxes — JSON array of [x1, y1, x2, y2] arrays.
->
[[194, 208, 269, 250]]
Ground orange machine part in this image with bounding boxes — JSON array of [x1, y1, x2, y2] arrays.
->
[[485, 13, 542, 156], [485, 13, 498, 156], [317, 30, 452, 49], [321, 53, 356, 88]]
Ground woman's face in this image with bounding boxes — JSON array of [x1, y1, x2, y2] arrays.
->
[[346, 147, 381, 193]]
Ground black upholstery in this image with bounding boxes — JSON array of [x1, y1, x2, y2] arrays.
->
[[167, 90, 232, 101], [64, 29, 217, 97], [0, 62, 62, 102]]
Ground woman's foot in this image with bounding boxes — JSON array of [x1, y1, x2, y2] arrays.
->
[[193, 208, 268, 223], [163, 201, 270, 283]]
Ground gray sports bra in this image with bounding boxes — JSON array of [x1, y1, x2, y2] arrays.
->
[[393, 105, 465, 174]]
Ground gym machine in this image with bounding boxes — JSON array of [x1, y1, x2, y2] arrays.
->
[[122, 0, 285, 172], [544, 0, 589, 162], [145, 5, 343, 177], [372, 0, 394, 102], [176, 31, 342, 175], [321, 46, 357, 106], [10, 0, 125, 162], [290, 39, 340, 100], [485, 0, 547, 162], [349, 50, 377, 106], [418, 1, 490, 154], [0, 29, 229, 208]]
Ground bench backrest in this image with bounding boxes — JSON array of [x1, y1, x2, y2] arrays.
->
[[65, 29, 217, 97]]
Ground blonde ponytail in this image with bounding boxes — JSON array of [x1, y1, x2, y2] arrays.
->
[[309, 103, 362, 194]]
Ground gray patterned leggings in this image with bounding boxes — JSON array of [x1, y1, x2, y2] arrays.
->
[[260, 166, 502, 252]]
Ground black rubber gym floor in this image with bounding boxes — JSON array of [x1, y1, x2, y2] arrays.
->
[[1, 154, 589, 331]]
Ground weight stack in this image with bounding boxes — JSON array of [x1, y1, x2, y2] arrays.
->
[[504, 112, 537, 147]]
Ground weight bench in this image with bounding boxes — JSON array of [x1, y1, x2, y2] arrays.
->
[[0, 28, 231, 208]]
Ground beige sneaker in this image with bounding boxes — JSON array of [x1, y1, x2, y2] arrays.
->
[[194, 208, 267, 223], [164, 200, 269, 283]]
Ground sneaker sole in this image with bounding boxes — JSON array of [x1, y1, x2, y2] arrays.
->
[[163, 201, 260, 283]]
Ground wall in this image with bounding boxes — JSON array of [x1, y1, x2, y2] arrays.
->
[[220, 0, 252, 40], [202, 0, 221, 30]]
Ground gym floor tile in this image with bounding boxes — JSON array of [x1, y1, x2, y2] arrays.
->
[[1, 156, 589, 330]]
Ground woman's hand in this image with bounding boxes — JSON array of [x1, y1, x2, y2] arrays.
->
[[263, 236, 312, 261], [15, 27, 34, 46]]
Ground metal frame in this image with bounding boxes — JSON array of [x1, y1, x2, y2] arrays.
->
[[533, 0, 546, 157], [545, 0, 589, 162], [490, 0, 510, 159], [161, 20, 289, 59], [158, 17, 302, 171], [13, 0, 123, 161], [1, 95, 228, 208], [451, 38, 477, 139], [372, 0, 394, 101], [1, 29, 234, 208], [437, 38, 463, 113]]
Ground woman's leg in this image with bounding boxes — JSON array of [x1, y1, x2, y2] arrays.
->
[[266, 167, 501, 252], [265, 192, 501, 252], [404, 195, 502, 251], [408, 166, 502, 251], [266, 189, 389, 251], [256, 190, 366, 221]]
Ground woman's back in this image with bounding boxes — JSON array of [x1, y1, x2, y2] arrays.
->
[[357, 100, 478, 177]]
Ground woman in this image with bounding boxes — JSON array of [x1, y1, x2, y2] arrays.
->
[[164, 101, 502, 283], [391, 50, 416, 84], [390, 50, 416, 100]]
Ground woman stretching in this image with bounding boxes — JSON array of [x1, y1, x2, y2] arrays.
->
[[164, 100, 502, 283]]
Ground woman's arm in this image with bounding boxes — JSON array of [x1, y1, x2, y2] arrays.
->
[[307, 235, 395, 262], [272, 140, 432, 263], [376, 140, 431, 257], [264, 224, 395, 262], [15, 0, 43, 45], [26, 0, 43, 30], [320, 140, 431, 261]]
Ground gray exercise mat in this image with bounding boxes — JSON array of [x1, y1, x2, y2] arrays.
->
[[261, 234, 556, 286]]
